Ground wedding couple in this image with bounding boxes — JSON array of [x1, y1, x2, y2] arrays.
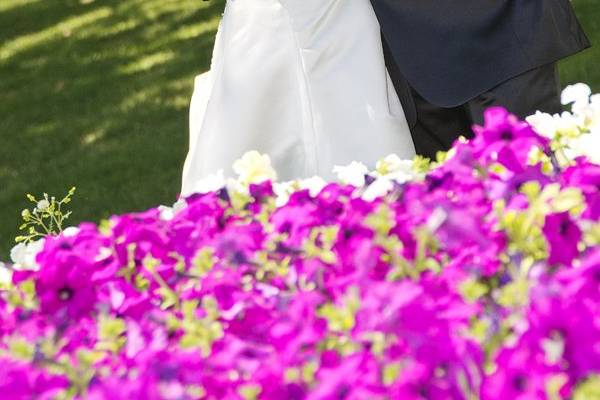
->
[[182, 0, 589, 196]]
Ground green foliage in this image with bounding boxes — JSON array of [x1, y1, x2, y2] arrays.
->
[[573, 375, 600, 400], [179, 297, 224, 357], [317, 287, 361, 333], [96, 315, 127, 354], [16, 187, 76, 244]]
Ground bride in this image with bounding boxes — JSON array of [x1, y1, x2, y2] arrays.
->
[[181, 0, 415, 196]]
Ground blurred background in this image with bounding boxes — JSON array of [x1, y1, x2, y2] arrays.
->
[[0, 0, 598, 258]]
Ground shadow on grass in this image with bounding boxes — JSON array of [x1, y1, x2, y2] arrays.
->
[[0, 0, 226, 257]]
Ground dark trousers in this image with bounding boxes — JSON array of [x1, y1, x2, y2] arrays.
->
[[406, 64, 563, 159]]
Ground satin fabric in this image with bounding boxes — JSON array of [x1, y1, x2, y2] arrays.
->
[[181, 0, 415, 196]]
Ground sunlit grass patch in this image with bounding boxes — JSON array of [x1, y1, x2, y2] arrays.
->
[[0, 0, 225, 256], [0, 7, 113, 61]]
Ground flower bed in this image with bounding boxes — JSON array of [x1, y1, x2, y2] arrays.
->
[[1, 85, 599, 399]]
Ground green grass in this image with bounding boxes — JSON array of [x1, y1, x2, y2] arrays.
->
[[560, 0, 600, 89], [0, 0, 598, 258], [0, 0, 226, 257]]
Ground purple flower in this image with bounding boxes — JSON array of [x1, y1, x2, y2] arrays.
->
[[34, 224, 105, 318], [471, 107, 549, 172], [542, 212, 582, 266], [0, 359, 69, 400], [561, 158, 600, 220], [483, 345, 560, 400], [1, 108, 599, 399], [558, 248, 600, 301]]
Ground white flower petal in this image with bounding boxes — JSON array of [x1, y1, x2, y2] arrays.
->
[[299, 176, 327, 197], [376, 154, 413, 176], [10, 239, 44, 271], [333, 161, 369, 187], [62, 227, 80, 237], [273, 181, 295, 207], [526, 111, 558, 139], [158, 206, 175, 221], [561, 83, 591, 106], [573, 132, 600, 163], [185, 170, 226, 196], [361, 177, 393, 201], [10, 243, 27, 266]]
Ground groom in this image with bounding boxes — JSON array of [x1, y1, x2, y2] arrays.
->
[[371, 0, 590, 159]]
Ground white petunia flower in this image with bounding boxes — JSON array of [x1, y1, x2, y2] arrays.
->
[[233, 151, 277, 185], [62, 226, 80, 237], [388, 170, 416, 185], [159, 199, 188, 221], [374, 154, 417, 184], [566, 131, 600, 163], [172, 199, 187, 214], [158, 206, 175, 221], [274, 176, 327, 207], [588, 94, 600, 131], [226, 177, 249, 196], [526, 111, 560, 139], [298, 176, 327, 197], [273, 181, 295, 207], [361, 176, 393, 201], [184, 170, 226, 197], [333, 161, 369, 187], [527, 111, 584, 140], [10, 243, 27, 266], [590, 94, 600, 111], [561, 83, 591, 106], [375, 154, 413, 176], [10, 239, 45, 271]]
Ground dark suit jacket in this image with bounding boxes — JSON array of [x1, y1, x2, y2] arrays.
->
[[371, 0, 590, 118]]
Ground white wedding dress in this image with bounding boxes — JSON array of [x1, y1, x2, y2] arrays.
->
[[181, 0, 415, 196]]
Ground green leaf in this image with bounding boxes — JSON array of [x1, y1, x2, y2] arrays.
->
[[573, 375, 600, 400], [191, 247, 216, 278], [365, 204, 395, 236], [459, 279, 489, 303], [496, 279, 529, 308], [158, 287, 179, 310], [382, 362, 402, 386], [97, 315, 126, 353], [317, 287, 360, 332], [8, 337, 35, 361], [238, 384, 261, 400]]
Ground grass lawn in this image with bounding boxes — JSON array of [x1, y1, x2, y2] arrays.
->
[[560, 0, 600, 89], [0, 0, 598, 258]]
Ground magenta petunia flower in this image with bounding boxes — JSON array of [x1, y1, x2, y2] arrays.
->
[[471, 107, 549, 172], [34, 225, 106, 318], [1, 109, 599, 398], [561, 158, 600, 220], [542, 212, 582, 266]]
